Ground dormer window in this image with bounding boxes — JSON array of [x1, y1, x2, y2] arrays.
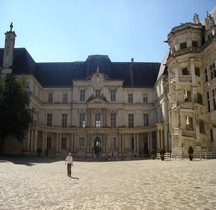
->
[[95, 90, 100, 98]]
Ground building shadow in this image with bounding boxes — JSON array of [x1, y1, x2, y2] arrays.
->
[[0, 155, 64, 166]]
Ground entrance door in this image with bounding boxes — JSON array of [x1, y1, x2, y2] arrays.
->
[[94, 137, 101, 156]]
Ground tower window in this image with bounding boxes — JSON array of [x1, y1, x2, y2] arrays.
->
[[180, 42, 187, 50], [192, 41, 198, 47], [182, 68, 189, 75], [195, 67, 200, 77]]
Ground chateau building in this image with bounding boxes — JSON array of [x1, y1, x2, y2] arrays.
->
[[0, 8, 216, 158]]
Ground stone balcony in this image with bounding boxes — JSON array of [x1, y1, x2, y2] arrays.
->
[[182, 130, 196, 138], [178, 75, 192, 82], [179, 101, 193, 109]]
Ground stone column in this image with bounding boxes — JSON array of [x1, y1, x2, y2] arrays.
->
[[175, 67, 179, 90], [34, 130, 38, 152], [190, 58, 195, 85], [118, 133, 121, 153], [44, 132, 47, 153], [157, 129, 160, 149], [56, 133, 59, 153]]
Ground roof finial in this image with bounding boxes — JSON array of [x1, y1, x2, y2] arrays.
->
[[10, 22, 13, 32], [193, 14, 200, 24]]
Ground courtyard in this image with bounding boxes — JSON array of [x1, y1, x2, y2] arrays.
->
[[0, 157, 216, 210]]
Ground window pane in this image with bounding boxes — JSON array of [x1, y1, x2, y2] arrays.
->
[[61, 138, 67, 150], [96, 90, 100, 98], [63, 93, 68, 103], [62, 114, 67, 127], [128, 114, 134, 127], [47, 113, 52, 126], [111, 113, 116, 127], [111, 90, 116, 101], [80, 90, 85, 101], [95, 113, 101, 127], [48, 93, 53, 103], [80, 113, 85, 128], [128, 93, 133, 103]]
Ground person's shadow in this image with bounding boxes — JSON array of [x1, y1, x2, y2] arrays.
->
[[70, 176, 79, 179]]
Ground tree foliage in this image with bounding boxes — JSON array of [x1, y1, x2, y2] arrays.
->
[[0, 75, 33, 147]]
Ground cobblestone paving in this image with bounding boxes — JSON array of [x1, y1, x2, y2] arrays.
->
[[0, 157, 216, 210]]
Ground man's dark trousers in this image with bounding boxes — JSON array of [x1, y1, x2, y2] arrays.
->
[[67, 163, 72, 177]]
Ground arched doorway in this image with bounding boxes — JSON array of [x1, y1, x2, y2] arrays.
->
[[94, 137, 101, 156]]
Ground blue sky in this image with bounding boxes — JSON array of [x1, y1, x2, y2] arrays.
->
[[0, 0, 215, 63]]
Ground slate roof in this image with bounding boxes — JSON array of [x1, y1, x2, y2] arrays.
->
[[0, 48, 161, 88]]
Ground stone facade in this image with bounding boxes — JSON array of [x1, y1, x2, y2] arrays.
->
[[0, 9, 216, 158], [166, 11, 216, 157]]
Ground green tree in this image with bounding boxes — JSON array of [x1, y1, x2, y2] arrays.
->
[[0, 75, 33, 154]]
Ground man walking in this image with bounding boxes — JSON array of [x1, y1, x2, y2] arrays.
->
[[65, 153, 73, 177]]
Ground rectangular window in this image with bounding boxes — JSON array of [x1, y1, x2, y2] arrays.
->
[[197, 93, 203, 105], [210, 62, 216, 80], [128, 114, 134, 128], [195, 67, 200, 77], [47, 137, 51, 150], [111, 113, 116, 127], [182, 68, 189, 75], [199, 120, 205, 134], [48, 93, 53, 103], [192, 41, 198, 47], [210, 129, 214, 143], [144, 114, 149, 126], [95, 90, 100, 98], [79, 113, 85, 128], [186, 116, 193, 130], [79, 137, 85, 147], [180, 42, 187, 50], [62, 114, 67, 127], [95, 113, 101, 127], [47, 113, 52, 126], [205, 68, 208, 82], [63, 93, 68, 103], [112, 137, 117, 149], [110, 90, 116, 102], [61, 137, 67, 150], [80, 90, 85, 102], [143, 93, 148, 103], [207, 92, 210, 112], [184, 90, 192, 102], [212, 89, 216, 110], [128, 93, 133, 103]]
